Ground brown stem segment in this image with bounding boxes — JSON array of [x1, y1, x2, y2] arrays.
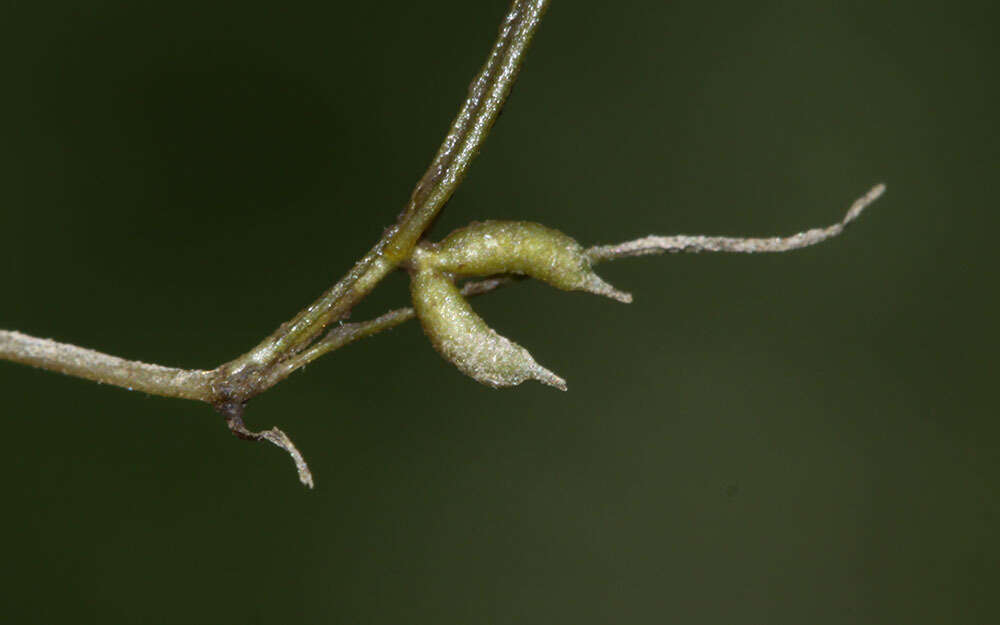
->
[[217, 401, 314, 489]]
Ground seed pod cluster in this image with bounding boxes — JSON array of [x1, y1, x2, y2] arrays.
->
[[409, 221, 630, 390]]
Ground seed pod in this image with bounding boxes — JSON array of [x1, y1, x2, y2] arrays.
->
[[410, 267, 566, 391], [423, 221, 631, 303]]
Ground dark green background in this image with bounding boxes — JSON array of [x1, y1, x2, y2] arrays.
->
[[1, 1, 996, 623]]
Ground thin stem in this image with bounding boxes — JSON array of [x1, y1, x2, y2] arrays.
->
[[382, 0, 551, 261], [587, 184, 885, 262], [0, 330, 215, 401], [221, 0, 552, 395]]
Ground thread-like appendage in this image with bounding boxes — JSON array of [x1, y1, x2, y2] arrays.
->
[[410, 267, 566, 391], [424, 221, 632, 303]]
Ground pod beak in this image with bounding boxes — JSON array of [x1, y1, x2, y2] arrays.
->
[[582, 274, 633, 304], [530, 363, 568, 391]]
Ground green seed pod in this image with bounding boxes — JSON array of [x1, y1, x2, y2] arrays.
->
[[410, 267, 566, 391], [423, 221, 632, 303]]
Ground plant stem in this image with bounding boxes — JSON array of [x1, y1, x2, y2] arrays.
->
[[0, 0, 884, 487], [586, 184, 885, 261], [0, 330, 215, 401]]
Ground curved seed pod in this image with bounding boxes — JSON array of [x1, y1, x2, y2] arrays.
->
[[410, 267, 566, 391], [424, 221, 632, 303]]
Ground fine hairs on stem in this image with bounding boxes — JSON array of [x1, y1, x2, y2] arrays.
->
[[0, 0, 885, 487]]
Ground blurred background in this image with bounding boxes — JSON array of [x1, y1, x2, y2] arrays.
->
[[1, 1, 996, 623]]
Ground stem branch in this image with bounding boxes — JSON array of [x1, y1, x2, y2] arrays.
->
[[0, 330, 215, 401]]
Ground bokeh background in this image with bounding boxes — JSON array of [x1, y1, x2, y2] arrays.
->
[[1, 1, 996, 623]]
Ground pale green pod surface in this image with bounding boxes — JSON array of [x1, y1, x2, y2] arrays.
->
[[410, 267, 567, 391], [426, 221, 631, 303]]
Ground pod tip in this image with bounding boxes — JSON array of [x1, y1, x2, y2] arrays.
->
[[584, 275, 633, 304], [533, 365, 568, 391]]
